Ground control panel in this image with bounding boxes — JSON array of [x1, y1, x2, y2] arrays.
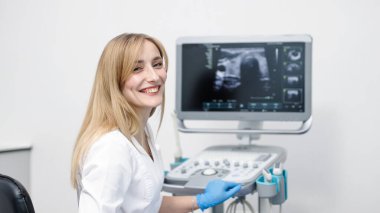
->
[[164, 145, 286, 195]]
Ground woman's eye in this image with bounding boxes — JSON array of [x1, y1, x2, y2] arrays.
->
[[133, 67, 143, 72], [153, 62, 163, 68]]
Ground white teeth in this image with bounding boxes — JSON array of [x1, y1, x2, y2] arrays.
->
[[143, 87, 158, 93]]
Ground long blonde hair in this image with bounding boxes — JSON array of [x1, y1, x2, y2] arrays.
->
[[71, 33, 168, 188]]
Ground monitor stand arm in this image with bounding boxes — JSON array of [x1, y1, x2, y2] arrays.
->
[[237, 121, 263, 143]]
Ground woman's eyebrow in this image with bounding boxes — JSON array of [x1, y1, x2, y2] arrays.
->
[[135, 56, 162, 64], [152, 56, 163, 61]]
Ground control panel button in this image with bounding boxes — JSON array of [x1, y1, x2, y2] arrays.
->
[[223, 159, 230, 166], [202, 168, 217, 176]]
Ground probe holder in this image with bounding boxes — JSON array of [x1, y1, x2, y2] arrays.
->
[[270, 168, 288, 205], [256, 169, 288, 205], [256, 176, 279, 198]]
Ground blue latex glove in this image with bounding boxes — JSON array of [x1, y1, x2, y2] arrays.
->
[[196, 179, 241, 211]]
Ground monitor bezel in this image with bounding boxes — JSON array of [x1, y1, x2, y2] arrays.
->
[[175, 35, 312, 121]]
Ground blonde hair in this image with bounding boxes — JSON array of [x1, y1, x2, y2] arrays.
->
[[70, 33, 168, 188]]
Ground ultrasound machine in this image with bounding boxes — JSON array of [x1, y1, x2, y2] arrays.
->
[[163, 35, 312, 213]]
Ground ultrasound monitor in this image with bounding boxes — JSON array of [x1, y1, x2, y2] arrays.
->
[[176, 35, 312, 124], [164, 35, 311, 201]]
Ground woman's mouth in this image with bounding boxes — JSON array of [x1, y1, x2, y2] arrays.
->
[[140, 86, 160, 94]]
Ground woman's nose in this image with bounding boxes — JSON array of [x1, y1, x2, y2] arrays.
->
[[146, 65, 159, 82]]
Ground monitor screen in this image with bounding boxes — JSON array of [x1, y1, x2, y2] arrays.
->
[[176, 35, 312, 121]]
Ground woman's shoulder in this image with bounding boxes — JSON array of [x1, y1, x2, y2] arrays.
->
[[87, 130, 133, 158], [94, 129, 129, 145], [80, 130, 135, 178]]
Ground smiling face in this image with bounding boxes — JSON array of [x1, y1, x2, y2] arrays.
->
[[122, 40, 167, 114]]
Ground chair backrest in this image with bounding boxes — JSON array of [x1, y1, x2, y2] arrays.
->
[[0, 173, 35, 213]]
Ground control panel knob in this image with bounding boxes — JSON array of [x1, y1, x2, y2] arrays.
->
[[214, 161, 220, 166], [234, 162, 240, 167], [181, 168, 187, 174], [204, 160, 210, 166], [202, 168, 217, 176], [193, 161, 199, 166], [223, 159, 230, 166]]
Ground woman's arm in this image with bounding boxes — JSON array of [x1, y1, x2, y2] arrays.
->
[[78, 136, 132, 213], [159, 196, 198, 213]]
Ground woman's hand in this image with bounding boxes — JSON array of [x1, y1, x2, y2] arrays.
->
[[196, 179, 241, 211]]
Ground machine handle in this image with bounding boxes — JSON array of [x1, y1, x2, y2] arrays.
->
[[177, 117, 312, 135]]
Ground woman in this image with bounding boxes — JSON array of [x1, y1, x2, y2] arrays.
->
[[71, 33, 241, 213]]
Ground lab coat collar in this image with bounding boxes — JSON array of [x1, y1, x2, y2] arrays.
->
[[130, 127, 155, 162]]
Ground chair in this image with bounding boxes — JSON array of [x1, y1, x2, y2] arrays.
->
[[0, 173, 35, 213]]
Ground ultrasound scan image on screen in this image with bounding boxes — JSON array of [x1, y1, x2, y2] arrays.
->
[[180, 41, 306, 113]]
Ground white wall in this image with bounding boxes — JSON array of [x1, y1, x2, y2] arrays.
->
[[1, 0, 379, 212]]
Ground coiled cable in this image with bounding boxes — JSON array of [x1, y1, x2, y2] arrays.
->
[[226, 196, 255, 213]]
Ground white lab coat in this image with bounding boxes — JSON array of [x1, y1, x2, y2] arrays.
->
[[76, 126, 164, 213]]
